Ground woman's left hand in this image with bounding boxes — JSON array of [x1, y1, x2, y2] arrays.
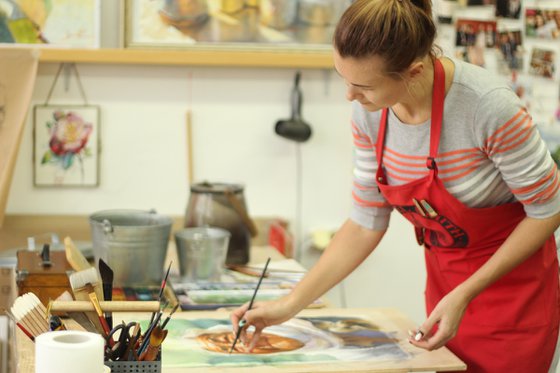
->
[[409, 289, 469, 351]]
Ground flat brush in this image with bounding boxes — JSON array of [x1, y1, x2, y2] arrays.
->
[[54, 291, 97, 333], [69, 267, 106, 335], [4, 309, 34, 341], [85, 283, 111, 338], [139, 326, 167, 362], [64, 236, 91, 272], [98, 258, 114, 329], [10, 293, 49, 338]]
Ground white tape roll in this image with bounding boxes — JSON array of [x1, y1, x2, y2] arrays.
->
[[35, 331, 105, 373]]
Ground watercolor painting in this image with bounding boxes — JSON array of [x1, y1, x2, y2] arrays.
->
[[33, 105, 100, 187], [124, 0, 350, 51], [156, 316, 409, 368], [0, 0, 100, 47]]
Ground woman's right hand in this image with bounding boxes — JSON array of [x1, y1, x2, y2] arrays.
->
[[230, 296, 299, 351]]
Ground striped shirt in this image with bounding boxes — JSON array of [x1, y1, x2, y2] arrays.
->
[[350, 58, 560, 231]]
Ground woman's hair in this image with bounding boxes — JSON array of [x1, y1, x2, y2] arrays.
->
[[334, 0, 438, 75]]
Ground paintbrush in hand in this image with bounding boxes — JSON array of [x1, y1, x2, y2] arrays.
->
[[229, 257, 271, 354]]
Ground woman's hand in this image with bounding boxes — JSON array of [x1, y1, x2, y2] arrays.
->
[[230, 296, 298, 351], [409, 289, 469, 351]]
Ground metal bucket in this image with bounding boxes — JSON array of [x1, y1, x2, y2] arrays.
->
[[174, 227, 231, 282], [89, 210, 172, 287]]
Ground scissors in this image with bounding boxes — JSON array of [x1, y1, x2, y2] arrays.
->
[[105, 321, 139, 361]]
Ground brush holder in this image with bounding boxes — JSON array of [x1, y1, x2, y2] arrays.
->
[[105, 358, 161, 373]]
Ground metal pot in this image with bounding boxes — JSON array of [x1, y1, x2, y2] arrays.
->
[[184, 182, 257, 265], [174, 227, 231, 282], [89, 210, 172, 287]]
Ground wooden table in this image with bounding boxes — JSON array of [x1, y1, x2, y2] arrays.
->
[[13, 246, 465, 372], [16, 307, 465, 372]]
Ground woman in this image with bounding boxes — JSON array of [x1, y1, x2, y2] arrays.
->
[[232, 1, 560, 371]]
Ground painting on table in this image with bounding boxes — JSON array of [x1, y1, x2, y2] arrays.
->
[[161, 316, 408, 367], [0, 0, 100, 48], [126, 308, 466, 372], [33, 105, 100, 187]]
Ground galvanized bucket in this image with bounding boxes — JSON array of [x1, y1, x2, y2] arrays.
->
[[89, 210, 172, 287]]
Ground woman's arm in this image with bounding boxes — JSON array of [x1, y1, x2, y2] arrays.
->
[[412, 212, 560, 351], [231, 218, 385, 350]]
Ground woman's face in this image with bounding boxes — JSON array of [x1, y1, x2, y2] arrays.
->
[[334, 51, 407, 112]]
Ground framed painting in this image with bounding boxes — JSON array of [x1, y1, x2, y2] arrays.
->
[[33, 105, 100, 187], [124, 0, 350, 51], [0, 0, 100, 48]]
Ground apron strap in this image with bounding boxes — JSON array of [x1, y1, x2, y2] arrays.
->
[[376, 59, 446, 179], [428, 58, 445, 170]]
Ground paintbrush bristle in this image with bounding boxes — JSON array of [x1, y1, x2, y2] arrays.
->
[[69, 267, 101, 290], [10, 292, 49, 335]]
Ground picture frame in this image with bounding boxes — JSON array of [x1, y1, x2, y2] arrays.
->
[[123, 0, 348, 51], [0, 0, 101, 48], [33, 105, 100, 187]]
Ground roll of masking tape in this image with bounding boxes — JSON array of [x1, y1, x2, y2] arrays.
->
[[35, 331, 105, 373]]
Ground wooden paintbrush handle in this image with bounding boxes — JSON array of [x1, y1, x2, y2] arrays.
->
[[49, 301, 160, 313]]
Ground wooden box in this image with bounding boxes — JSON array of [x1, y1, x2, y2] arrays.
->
[[16, 250, 72, 306]]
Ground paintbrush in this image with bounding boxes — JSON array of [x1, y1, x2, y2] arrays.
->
[[53, 291, 98, 333], [9, 293, 49, 338], [69, 267, 107, 335], [138, 326, 167, 362], [85, 283, 112, 338], [137, 303, 166, 357], [64, 236, 91, 272], [98, 258, 114, 329], [149, 261, 173, 326], [161, 303, 180, 330], [4, 309, 35, 341], [123, 323, 142, 361], [229, 257, 271, 354]]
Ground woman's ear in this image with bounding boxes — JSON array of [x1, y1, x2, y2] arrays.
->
[[406, 61, 425, 81]]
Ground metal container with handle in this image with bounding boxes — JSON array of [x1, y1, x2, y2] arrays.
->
[[89, 210, 172, 287], [184, 182, 257, 265]]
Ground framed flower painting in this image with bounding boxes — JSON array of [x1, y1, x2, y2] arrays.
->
[[33, 105, 100, 187]]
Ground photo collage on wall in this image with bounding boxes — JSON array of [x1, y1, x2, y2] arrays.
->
[[436, 0, 560, 166]]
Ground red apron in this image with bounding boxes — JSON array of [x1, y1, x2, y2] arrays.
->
[[375, 59, 559, 372]]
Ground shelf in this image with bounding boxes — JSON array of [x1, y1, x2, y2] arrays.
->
[[38, 48, 334, 69]]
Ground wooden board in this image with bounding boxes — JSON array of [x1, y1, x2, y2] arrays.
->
[[0, 48, 39, 227], [16, 308, 465, 372]]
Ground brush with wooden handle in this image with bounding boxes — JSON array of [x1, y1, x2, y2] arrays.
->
[[64, 236, 91, 272], [139, 326, 167, 362], [69, 267, 106, 335]]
